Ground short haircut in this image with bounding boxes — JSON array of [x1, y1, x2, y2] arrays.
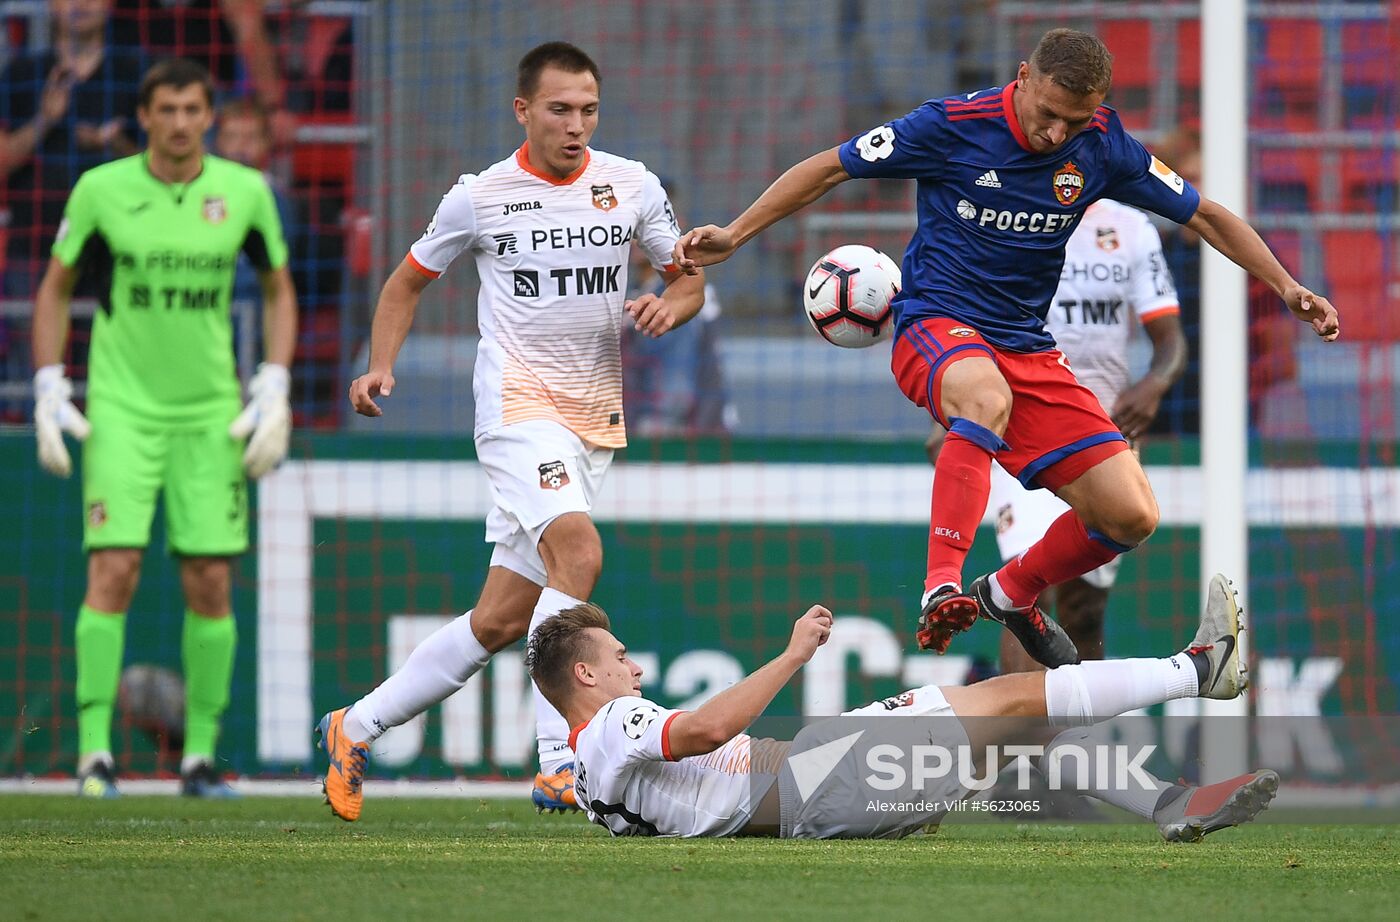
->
[[139, 58, 215, 109], [516, 41, 601, 98], [218, 98, 270, 135], [1029, 28, 1114, 97], [524, 602, 612, 708]]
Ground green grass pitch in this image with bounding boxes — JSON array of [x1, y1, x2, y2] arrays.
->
[[2, 795, 1397, 921]]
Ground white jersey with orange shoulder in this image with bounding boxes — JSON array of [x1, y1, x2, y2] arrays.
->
[[570, 695, 787, 837], [1048, 199, 1179, 411], [407, 145, 682, 448]]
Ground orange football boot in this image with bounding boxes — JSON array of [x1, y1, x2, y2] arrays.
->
[[316, 708, 369, 821]]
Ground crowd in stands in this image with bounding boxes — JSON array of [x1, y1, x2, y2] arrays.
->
[[1, 0, 355, 425]]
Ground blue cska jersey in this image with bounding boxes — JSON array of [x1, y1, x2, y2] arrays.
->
[[837, 83, 1201, 352]]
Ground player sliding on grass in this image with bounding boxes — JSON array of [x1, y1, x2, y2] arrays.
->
[[318, 41, 704, 818], [674, 28, 1340, 668], [527, 575, 1276, 840]]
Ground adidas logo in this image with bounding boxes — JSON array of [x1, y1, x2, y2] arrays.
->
[[975, 170, 1002, 189]]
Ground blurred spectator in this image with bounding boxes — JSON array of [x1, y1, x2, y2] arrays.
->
[[1148, 129, 1202, 436], [213, 97, 295, 303], [111, 0, 289, 137], [1, 0, 144, 296], [265, 0, 354, 116], [1147, 128, 1297, 436], [623, 185, 734, 436]]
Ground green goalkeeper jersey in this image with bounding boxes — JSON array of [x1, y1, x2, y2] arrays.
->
[[52, 153, 289, 425]]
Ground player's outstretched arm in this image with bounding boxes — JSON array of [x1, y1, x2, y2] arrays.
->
[[1186, 197, 1340, 341], [665, 606, 833, 759], [673, 148, 850, 273], [349, 258, 433, 417], [625, 267, 706, 338]]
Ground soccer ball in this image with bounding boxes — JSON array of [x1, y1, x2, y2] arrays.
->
[[802, 244, 900, 348]]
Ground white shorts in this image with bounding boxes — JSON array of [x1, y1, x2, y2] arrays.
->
[[779, 685, 973, 839], [987, 462, 1120, 590], [475, 419, 613, 586]]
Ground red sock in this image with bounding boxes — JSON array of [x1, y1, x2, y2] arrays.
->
[[926, 431, 994, 591], [996, 510, 1129, 608]]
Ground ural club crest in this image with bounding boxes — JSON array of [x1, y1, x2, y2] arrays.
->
[[1052, 161, 1085, 206], [202, 195, 227, 223], [995, 502, 1014, 536], [539, 460, 570, 491], [879, 691, 916, 710], [591, 184, 618, 211], [1096, 226, 1120, 252], [87, 501, 107, 529]]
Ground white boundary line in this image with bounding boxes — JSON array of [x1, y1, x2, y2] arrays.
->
[[0, 777, 532, 798], [4, 777, 1398, 809]]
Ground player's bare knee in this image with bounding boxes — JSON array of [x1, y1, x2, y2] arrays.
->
[[947, 389, 1011, 434], [180, 557, 232, 616], [87, 549, 142, 609], [538, 514, 603, 595], [1116, 495, 1159, 544], [473, 607, 531, 650]]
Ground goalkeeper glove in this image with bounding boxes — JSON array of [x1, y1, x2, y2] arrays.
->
[[33, 364, 91, 478], [229, 362, 291, 479]]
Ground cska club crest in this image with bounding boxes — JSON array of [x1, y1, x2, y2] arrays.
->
[[1096, 226, 1120, 251], [1052, 162, 1085, 206], [202, 195, 227, 223], [591, 184, 618, 211]]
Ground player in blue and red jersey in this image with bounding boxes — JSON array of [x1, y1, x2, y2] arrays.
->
[[675, 29, 1339, 668]]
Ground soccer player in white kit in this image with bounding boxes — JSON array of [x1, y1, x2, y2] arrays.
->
[[928, 199, 1186, 673], [526, 576, 1276, 840], [317, 42, 705, 820]]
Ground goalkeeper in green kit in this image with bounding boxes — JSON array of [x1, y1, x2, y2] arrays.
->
[[30, 59, 297, 798]]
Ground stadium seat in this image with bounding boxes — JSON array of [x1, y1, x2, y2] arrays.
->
[[1175, 19, 1201, 127], [1322, 231, 1397, 341], [1251, 19, 1324, 132], [1255, 149, 1322, 213], [1340, 149, 1400, 214], [1100, 19, 1153, 130], [292, 114, 358, 186], [1262, 230, 1304, 279], [1340, 19, 1397, 128]]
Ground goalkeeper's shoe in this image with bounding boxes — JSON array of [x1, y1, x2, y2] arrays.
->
[[532, 763, 580, 814], [1188, 574, 1248, 700], [180, 761, 239, 798], [317, 708, 369, 821], [971, 575, 1080, 668], [914, 585, 980, 653], [77, 758, 120, 799], [1154, 770, 1279, 842]]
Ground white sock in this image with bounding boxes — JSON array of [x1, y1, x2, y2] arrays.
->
[[1037, 727, 1172, 819], [988, 572, 1020, 610], [1043, 655, 1198, 728], [343, 609, 491, 742], [530, 587, 584, 774], [180, 754, 212, 774], [78, 751, 114, 775]]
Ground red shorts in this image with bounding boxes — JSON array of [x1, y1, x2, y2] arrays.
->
[[892, 316, 1127, 491]]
